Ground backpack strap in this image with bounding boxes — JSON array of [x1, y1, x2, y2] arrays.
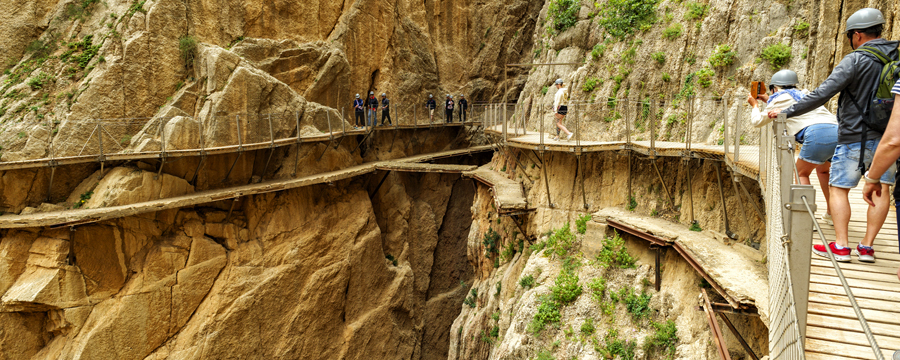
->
[[854, 46, 890, 65]]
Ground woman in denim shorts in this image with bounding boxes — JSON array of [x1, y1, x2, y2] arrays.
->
[[749, 70, 839, 222]]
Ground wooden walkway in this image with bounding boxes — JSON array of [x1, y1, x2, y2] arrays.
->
[[805, 176, 900, 360], [0, 146, 490, 229]]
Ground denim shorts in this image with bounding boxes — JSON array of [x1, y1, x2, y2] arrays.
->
[[829, 139, 897, 188], [795, 123, 838, 165]]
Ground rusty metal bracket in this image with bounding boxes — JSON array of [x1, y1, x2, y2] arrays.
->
[[702, 289, 733, 360], [718, 312, 760, 360]]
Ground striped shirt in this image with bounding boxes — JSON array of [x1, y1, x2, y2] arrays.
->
[[893, 78, 900, 96]]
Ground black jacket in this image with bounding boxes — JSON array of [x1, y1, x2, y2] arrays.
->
[[458, 99, 468, 110], [785, 38, 900, 144], [426, 99, 436, 110]]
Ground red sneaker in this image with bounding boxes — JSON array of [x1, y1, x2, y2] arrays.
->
[[812, 242, 851, 262], [855, 245, 876, 263]]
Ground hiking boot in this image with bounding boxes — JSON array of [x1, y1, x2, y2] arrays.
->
[[812, 242, 851, 262], [822, 213, 833, 226], [855, 244, 876, 263]]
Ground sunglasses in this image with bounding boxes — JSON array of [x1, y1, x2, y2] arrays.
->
[[769, 85, 776, 93], [846, 30, 857, 39]]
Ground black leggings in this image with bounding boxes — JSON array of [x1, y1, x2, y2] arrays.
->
[[355, 111, 364, 127], [382, 111, 392, 125], [445, 110, 453, 123]]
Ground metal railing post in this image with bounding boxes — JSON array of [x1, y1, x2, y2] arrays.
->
[[734, 101, 742, 166], [723, 97, 730, 164], [786, 184, 815, 343], [97, 119, 105, 178]]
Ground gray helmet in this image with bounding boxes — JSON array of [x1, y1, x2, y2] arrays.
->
[[369, 91, 374, 95], [355, 94, 360, 99], [769, 70, 799, 86], [460, 94, 465, 98], [846, 8, 885, 31], [381, 93, 386, 97], [554, 78, 564, 85], [429, 94, 433, 98], [446, 94, 451, 97]]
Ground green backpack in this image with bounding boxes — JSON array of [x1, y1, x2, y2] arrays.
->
[[850, 46, 900, 133]]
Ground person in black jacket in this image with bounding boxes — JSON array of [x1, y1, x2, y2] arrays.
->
[[458, 94, 468, 122], [426, 94, 436, 122], [366, 91, 378, 127], [444, 94, 454, 123], [353, 94, 364, 129], [380, 93, 392, 126]]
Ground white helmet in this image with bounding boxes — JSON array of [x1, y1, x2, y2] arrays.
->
[[369, 91, 374, 95], [429, 94, 433, 98], [460, 94, 465, 98], [381, 93, 386, 97], [355, 94, 360, 98], [555, 78, 564, 85]]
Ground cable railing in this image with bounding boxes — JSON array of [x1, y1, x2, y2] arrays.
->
[[479, 97, 887, 359]]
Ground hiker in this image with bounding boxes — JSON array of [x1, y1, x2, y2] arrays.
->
[[426, 94, 436, 122], [353, 94, 365, 129], [445, 94, 455, 123], [768, 8, 898, 263], [380, 93, 392, 126], [458, 94, 468, 122], [553, 78, 574, 141], [860, 76, 900, 272], [748, 69, 838, 224], [366, 91, 378, 127]]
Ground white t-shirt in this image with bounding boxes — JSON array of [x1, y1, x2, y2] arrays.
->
[[892, 78, 900, 96], [553, 86, 568, 112], [750, 89, 837, 137]]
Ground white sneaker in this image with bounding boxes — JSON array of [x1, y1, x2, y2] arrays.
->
[[566, 132, 574, 141], [822, 213, 833, 226]]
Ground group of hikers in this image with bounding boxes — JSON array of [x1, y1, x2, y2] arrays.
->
[[744, 8, 900, 280], [351, 92, 469, 129]]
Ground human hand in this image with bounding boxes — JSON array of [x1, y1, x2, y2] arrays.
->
[[757, 93, 769, 102], [862, 181, 882, 207], [767, 109, 782, 119], [747, 94, 758, 107]]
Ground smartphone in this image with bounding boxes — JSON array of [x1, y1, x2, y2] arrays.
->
[[750, 81, 766, 99]]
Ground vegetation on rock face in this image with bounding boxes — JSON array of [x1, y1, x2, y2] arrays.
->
[[520, 274, 536, 289], [696, 67, 714, 88], [594, 233, 636, 268], [651, 51, 666, 64], [662, 23, 682, 40], [547, 0, 580, 34], [708, 44, 736, 68], [598, 0, 660, 39], [179, 35, 198, 68], [575, 214, 591, 234], [582, 77, 601, 92], [762, 43, 792, 70], [684, 2, 708, 20], [645, 320, 679, 358], [794, 20, 810, 38]]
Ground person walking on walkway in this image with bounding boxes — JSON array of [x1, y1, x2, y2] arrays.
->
[[749, 70, 839, 223], [426, 94, 436, 122], [769, 8, 898, 263], [445, 94, 455, 123], [860, 78, 900, 279], [458, 94, 468, 122], [366, 91, 378, 128], [380, 93, 392, 126], [553, 78, 574, 141], [353, 94, 365, 129]]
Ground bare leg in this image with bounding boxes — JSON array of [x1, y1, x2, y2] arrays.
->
[[830, 187, 851, 248], [555, 114, 572, 136], [862, 183, 891, 247], [815, 162, 832, 215], [796, 159, 832, 215]]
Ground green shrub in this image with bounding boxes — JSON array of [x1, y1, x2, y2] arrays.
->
[[696, 68, 714, 88], [651, 51, 666, 64], [689, 222, 702, 231], [662, 72, 671, 82], [595, 233, 636, 268], [646, 320, 678, 357], [598, 0, 660, 39], [619, 286, 652, 319], [550, 268, 582, 304], [662, 23, 682, 40], [127, 0, 147, 17], [535, 350, 555, 360], [529, 295, 561, 334], [179, 35, 198, 67], [541, 86, 549, 95], [588, 277, 607, 302], [595, 329, 637, 360], [483, 228, 501, 256], [708, 44, 736, 68], [580, 318, 595, 336], [582, 77, 601, 92], [73, 190, 93, 209], [27, 72, 54, 90], [385, 254, 398, 266], [684, 2, 708, 20], [548, 0, 580, 34], [544, 223, 576, 257], [520, 274, 536, 289], [626, 196, 637, 211], [591, 44, 607, 60], [761, 43, 792, 70], [575, 214, 591, 234], [794, 20, 810, 38]]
